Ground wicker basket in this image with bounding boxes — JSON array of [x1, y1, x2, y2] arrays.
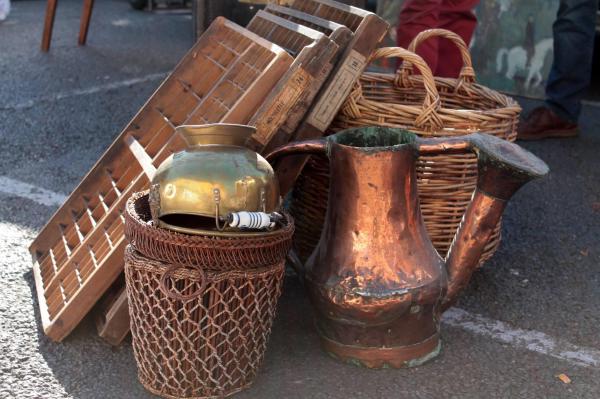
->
[[124, 192, 293, 399], [125, 247, 285, 399], [125, 191, 294, 271], [290, 29, 521, 263]]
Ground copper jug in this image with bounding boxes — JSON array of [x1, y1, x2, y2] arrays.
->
[[267, 126, 548, 368]]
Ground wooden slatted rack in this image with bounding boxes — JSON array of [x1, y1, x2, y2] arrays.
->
[[30, 17, 293, 342], [255, 4, 354, 154], [273, 0, 390, 194], [245, 10, 340, 152]]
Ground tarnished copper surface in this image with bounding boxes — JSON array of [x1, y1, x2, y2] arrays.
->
[[417, 133, 549, 310], [442, 192, 506, 310], [320, 331, 441, 369], [267, 127, 548, 368]]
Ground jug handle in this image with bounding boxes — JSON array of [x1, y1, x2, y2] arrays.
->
[[415, 133, 549, 310], [265, 138, 329, 167], [265, 138, 329, 278]]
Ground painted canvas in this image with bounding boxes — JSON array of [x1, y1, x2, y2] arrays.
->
[[376, 0, 559, 99]]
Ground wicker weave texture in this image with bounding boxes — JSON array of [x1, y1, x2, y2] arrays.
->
[[125, 247, 284, 399], [125, 192, 294, 271], [288, 156, 330, 262], [292, 30, 520, 262]]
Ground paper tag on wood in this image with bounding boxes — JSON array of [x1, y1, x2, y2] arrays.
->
[[282, 62, 334, 134], [305, 50, 367, 132], [253, 67, 311, 146]]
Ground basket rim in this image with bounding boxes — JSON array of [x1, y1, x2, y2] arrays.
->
[[138, 373, 253, 399], [358, 72, 521, 117], [126, 191, 295, 247]]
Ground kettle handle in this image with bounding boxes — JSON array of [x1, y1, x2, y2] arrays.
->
[[265, 138, 329, 166]]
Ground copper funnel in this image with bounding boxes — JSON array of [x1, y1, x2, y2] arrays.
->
[[267, 127, 548, 368]]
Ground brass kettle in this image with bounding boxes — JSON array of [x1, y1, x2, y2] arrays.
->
[[150, 124, 280, 235], [267, 127, 548, 368]]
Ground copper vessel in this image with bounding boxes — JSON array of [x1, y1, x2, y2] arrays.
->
[[267, 126, 548, 368]]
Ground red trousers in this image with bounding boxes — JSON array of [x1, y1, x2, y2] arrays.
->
[[396, 0, 479, 78]]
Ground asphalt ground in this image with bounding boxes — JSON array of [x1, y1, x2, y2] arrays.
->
[[0, 1, 599, 398]]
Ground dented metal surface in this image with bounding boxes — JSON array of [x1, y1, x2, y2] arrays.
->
[[267, 126, 548, 368]]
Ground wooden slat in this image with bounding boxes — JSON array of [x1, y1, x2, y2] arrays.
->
[[271, 0, 390, 195], [125, 135, 157, 180], [267, 3, 347, 34], [278, 0, 372, 29], [29, 17, 293, 342]]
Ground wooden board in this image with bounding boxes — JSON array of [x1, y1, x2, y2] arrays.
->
[[95, 277, 130, 346], [29, 17, 293, 342], [245, 10, 340, 152], [273, 0, 390, 194], [258, 4, 354, 153]]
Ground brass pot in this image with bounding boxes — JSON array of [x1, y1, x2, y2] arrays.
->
[[150, 124, 280, 235]]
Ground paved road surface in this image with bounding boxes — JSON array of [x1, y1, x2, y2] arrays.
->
[[1, 1, 599, 398]]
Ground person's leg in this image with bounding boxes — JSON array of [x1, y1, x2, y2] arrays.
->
[[396, 0, 442, 72], [0, 0, 10, 21], [436, 0, 480, 77], [546, 0, 598, 123]]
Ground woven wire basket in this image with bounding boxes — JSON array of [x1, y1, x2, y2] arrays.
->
[[125, 247, 285, 399], [125, 191, 294, 271], [290, 29, 520, 264]]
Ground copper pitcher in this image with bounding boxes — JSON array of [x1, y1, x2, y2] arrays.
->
[[267, 126, 548, 369]]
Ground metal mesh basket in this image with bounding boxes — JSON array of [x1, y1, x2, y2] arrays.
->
[[125, 246, 285, 399], [125, 191, 294, 271]]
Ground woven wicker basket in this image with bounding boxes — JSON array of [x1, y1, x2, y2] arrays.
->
[[125, 191, 294, 271], [125, 248, 285, 399], [124, 192, 293, 399], [290, 29, 521, 263]]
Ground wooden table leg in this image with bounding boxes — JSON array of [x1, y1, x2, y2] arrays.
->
[[78, 0, 95, 46], [41, 0, 58, 52]]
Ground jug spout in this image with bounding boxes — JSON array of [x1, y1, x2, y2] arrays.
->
[[419, 134, 549, 310]]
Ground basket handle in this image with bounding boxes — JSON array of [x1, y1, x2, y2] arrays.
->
[[159, 264, 207, 301], [400, 29, 476, 92], [358, 47, 443, 131]]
